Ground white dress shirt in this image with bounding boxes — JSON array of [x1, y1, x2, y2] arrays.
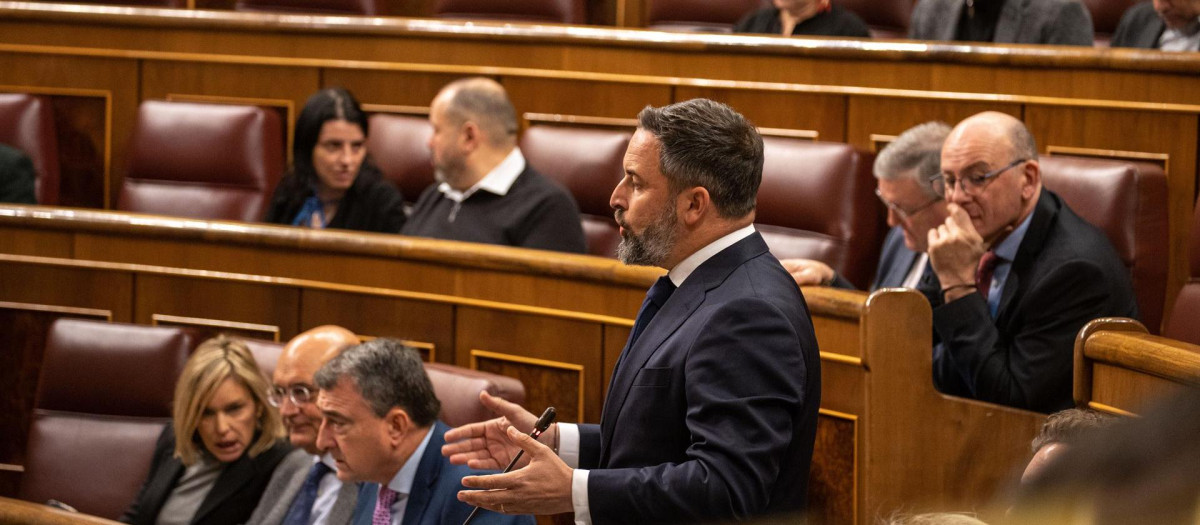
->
[[380, 427, 434, 525], [436, 148, 525, 222]]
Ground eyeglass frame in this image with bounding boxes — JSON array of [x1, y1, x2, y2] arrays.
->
[[931, 158, 1028, 197], [267, 384, 316, 408], [874, 187, 941, 221]]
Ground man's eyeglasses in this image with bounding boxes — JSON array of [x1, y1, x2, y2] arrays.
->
[[875, 187, 940, 221], [267, 385, 315, 407], [931, 158, 1027, 197]]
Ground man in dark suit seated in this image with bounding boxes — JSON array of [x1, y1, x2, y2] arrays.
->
[[312, 339, 531, 525], [401, 77, 587, 254], [248, 326, 361, 525], [781, 120, 951, 307], [1111, 0, 1200, 50], [908, 0, 1094, 46], [925, 111, 1137, 413], [0, 143, 37, 204], [442, 99, 822, 522]]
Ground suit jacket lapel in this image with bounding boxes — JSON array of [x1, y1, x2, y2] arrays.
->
[[328, 481, 361, 525], [598, 233, 769, 464], [996, 189, 1056, 322], [995, 0, 1025, 43], [1144, 18, 1166, 48], [401, 422, 445, 525], [192, 454, 256, 524], [937, 0, 964, 40]]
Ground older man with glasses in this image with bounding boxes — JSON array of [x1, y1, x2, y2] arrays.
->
[[248, 326, 361, 525], [782, 121, 951, 309], [925, 111, 1137, 413]]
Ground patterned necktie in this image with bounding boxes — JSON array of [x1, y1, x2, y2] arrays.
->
[[975, 250, 1000, 300], [372, 485, 398, 525], [281, 461, 331, 525], [628, 276, 676, 347]]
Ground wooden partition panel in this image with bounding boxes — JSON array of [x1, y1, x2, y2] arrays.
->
[[1074, 317, 1200, 416], [299, 289, 456, 364], [672, 87, 845, 139]]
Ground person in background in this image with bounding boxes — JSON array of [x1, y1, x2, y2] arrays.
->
[[265, 87, 406, 234], [781, 121, 950, 309], [1111, 0, 1200, 50], [1020, 408, 1114, 486], [401, 77, 587, 254], [734, 0, 871, 38], [908, 0, 1094, 46], [247, 326, 361, 525], [121, 336, 292, 525], [0, 143, 37, 204]]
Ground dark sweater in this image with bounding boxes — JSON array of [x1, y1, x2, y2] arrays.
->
[[733, 5, 871, 38], [264, 168, 406, 234], [0, 143, 37, 204], [401, 165, 587, 254]]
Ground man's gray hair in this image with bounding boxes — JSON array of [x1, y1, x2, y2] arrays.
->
[[637, 99, 763, 219], [441, 77, 518, 148], [874, 121, 952, 200], [314, 339, 441, 426]]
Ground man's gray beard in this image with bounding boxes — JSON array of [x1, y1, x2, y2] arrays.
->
[[616, 204, 678, 267]]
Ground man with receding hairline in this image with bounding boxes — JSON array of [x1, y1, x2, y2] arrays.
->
[[401, 77, 586, 254], [248, 325, 360, 525], [925, 111, 1136, 412]]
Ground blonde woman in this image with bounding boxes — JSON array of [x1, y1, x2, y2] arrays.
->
[[121, 336, 291, 525]]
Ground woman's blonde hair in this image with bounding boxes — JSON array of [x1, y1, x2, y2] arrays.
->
[[172, 335, 283, 466]]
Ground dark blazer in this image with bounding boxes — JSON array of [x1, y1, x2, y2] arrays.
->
[[0, 143, 37, 204], [931, 189, 1138, 413], [733, 6, 871, 38], [400, 164, 587, 254], [245, 449, 358, 525], [908, 0, 1094, 45], [350, 421, 533, 525], [120, 426, 293, 525], [264, 167, 406, 234], [579, 232, 821, 523], [1111, 2, 1165, 49], [865, 227, 943, 307]]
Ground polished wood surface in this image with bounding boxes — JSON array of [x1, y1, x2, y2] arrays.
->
[[0, 207, 1064, 522], [0, 497, 122, 525], [1074, 317, 1200, 416]]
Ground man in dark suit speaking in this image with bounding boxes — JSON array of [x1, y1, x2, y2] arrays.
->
[[442, 99, 821, 523]]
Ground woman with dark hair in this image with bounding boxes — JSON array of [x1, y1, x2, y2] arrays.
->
[[734, 0, 870, 38], [264, 87, 406, 233]]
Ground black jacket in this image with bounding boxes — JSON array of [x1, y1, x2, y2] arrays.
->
[[120, 426, 292, 525], [264, 167, 406, 234]]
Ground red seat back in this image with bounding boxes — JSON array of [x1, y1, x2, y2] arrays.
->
[[0, 93, 60, 205]]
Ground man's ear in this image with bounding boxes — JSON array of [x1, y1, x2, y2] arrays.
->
[[1021, 159, 1041, 201], [678, 186, 711, 227], [460, 121, 480, 153], [384, 407, 412, 446]]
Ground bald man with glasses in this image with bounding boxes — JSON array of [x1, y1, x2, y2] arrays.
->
[[925, 112, 1137, 413], [248, 326, 361, 525]]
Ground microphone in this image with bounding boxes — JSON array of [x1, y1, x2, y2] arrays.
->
[[462, 406, 556, 525]]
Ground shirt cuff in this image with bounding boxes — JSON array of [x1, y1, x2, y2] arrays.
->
[[572, 468, 591, 525], [557, 423, 581, 468]]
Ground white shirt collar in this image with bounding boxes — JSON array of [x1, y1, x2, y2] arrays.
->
[[319, 452, 338, 470], [436, 148, 525, 203], [666, 225, 756, 287], [386, 426, 434, 497]]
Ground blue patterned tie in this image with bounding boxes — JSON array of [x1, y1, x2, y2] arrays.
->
[[281, 461, 332, 525]]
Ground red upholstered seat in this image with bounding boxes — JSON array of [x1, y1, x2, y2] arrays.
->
[[1163, 193, 1200, 344], [235, 0, 383, 16], [119, 101, 284, 222], [19, 319, 196, 519], [838, 0, 914, 38], [1040, 154, 1168, 334], [425, 363, 526, 427], [1082, 0, 1140, 46], [0, 93, 61, 205], [646, 0, 764, 32], [756, 138, 884, 289], [242, 337, 284, 379], [520, 123, 629, 258], [367, 113, 435, 204], [434, 0, 586, 24]]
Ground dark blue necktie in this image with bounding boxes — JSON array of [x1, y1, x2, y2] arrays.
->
[[281, 461, 332, 525], [628, 276, 676, 347]]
